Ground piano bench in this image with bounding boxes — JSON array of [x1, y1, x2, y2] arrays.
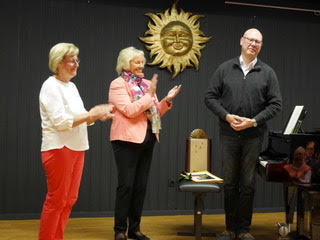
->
[[178, 181, 221, 240]]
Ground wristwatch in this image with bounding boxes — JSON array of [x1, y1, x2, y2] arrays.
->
[[252, 119, 257, 127]]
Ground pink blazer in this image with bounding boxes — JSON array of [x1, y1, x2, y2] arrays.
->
[[108, 76, 172, 143]]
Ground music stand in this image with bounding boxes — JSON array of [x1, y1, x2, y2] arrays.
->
[[283, 106, 307, 135]]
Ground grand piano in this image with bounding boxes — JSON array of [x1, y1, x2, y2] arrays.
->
[[258, 130, 320, 239], [258, 131, 320, 182]]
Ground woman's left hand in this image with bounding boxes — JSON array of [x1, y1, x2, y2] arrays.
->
[[166, 84, 182, 102]]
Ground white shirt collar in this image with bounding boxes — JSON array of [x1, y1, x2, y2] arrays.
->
[[239, 55, 257, 69], [239, 56, 257, 76]]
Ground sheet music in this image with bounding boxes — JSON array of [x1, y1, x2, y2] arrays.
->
[[260, 160, 268, 168], [283, 106, 304, 135]]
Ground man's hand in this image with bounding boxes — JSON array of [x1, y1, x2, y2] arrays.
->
[[225, 114, 256, 131], [225, 114, 242, 125]]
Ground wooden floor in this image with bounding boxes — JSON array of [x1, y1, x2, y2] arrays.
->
[[0, 212, 293, 240]]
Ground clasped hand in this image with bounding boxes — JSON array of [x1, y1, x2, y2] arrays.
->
[[225, 114, 254, 131]]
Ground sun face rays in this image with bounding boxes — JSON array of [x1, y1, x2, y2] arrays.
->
[[140, 5, 211, 79]]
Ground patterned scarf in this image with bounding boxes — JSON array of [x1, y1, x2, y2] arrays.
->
[[120, 71, 161, 134]]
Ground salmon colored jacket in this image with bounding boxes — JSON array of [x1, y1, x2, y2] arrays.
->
[[108, 76, 172, 143]]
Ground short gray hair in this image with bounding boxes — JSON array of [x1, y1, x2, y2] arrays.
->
[[48, 43, 79, 73], [116, 46, 145, 75]]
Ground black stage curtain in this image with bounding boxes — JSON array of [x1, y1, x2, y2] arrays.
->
[[1, 0, 320, 219]]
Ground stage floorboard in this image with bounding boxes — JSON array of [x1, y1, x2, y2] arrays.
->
[[0, 212, 293, 239]]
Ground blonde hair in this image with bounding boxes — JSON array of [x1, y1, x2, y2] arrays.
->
[[48, 43, 79, 73], [116, 46, 145, 75]]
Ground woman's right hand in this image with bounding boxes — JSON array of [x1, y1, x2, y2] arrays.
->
[[88, 104, 114, 122], [148, 74, 158, 97]]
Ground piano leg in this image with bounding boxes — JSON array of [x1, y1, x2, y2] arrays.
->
[[297, 187, 320, 240], [284, 184, 297, 225], [282, 184, 301, 239]]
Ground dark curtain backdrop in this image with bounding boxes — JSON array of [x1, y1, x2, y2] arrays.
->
[[1, 0, 320, 219]]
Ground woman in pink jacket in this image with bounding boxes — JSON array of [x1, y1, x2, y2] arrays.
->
[[108, 46, 181, 240]]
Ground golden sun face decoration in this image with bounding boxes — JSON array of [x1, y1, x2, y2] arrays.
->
[[139, 5, 211, 79]]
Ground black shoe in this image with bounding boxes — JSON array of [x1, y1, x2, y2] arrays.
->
[[115, 232, 127, 240], [216, 230, 237, 240], [128, 232, 150, 240], [238, 232, 255, 240]]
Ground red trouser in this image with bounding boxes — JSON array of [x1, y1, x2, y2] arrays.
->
[[39, 147, 85, 240]]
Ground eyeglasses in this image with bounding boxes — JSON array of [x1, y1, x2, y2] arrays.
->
[[242, 36, 262, 45], [64, 58, 80, 65]]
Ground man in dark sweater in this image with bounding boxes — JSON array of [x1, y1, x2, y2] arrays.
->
[[204, 28, 282, 240]]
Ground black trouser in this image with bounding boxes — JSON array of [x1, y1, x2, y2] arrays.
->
[[221, 134, 262, 234], [111, 130, 156, 234]]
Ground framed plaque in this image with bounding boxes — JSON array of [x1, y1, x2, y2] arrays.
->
[[185, 138, 211, 172]]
